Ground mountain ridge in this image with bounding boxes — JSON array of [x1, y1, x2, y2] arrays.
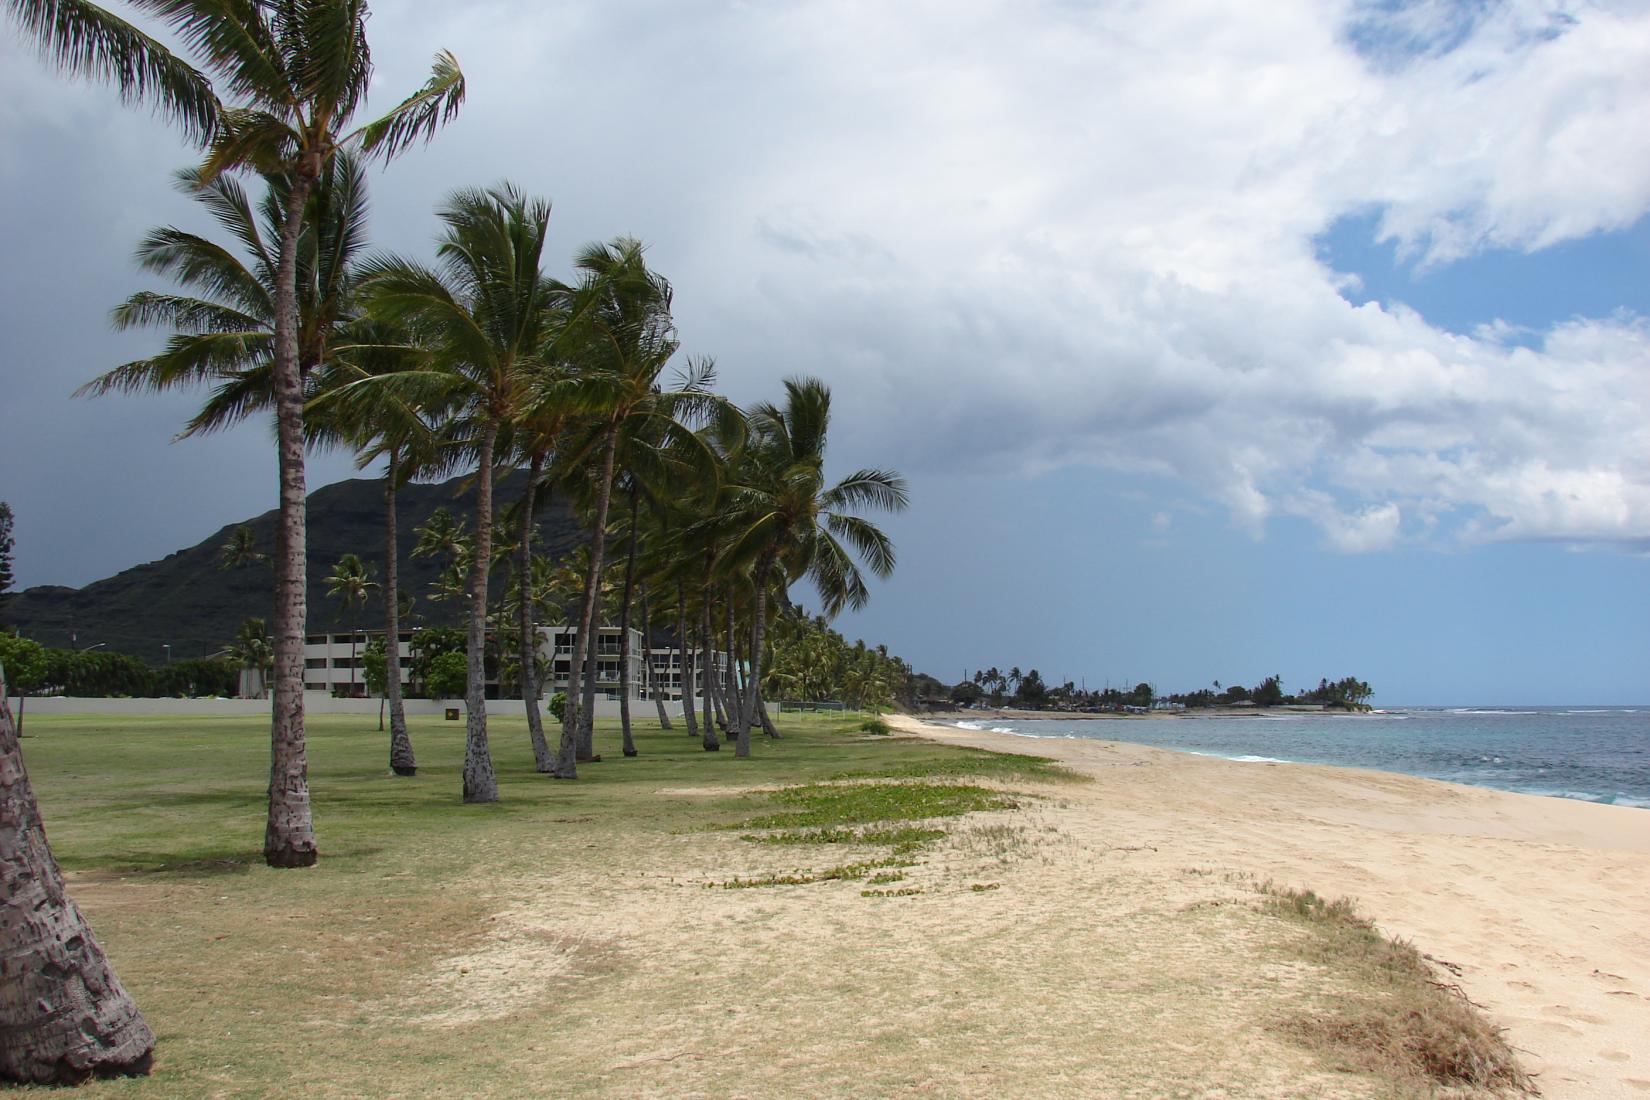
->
[[6, 473, 583, 661]]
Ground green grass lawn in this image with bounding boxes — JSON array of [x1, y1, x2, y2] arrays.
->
[[17, 708, 1067, 1097]]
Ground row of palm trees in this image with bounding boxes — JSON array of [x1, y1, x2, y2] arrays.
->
[[4, 2, 907, 1084]]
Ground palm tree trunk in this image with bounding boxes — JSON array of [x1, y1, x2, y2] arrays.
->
[[519, 456, 553, 773], [561, 421, 619, 771], [640, 583, 672, 729], [463, 422, 501, 803], [578, 618, 600, 759], [618, 488, 639, 757], [0, 674, 154, 1084], [699, 614, 718, 750], [702, 595, 728, 732], [758, 692, 781, 739], [676, 588, 700, 743], [736, 553, 776, 758], [385, 457, 415, 776], [265, 171, 317, 868], [724, 597, 742, 736]]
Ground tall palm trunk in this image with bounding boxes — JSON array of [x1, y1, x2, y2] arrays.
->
[[677, 590, 702, 744], [560, 421, 619, 772], [724, 598, 742, 735], [758, 693, 781, 739], [578, 618, 600, 759], [640, 583, 672, 729], [0, 673, 154, 1084], [702, 594, 728, 732], [699, 613, 719, 750], [736, 552, 777, 758], [384, 455, 415, 775], [265, 171, 317, 868], [463, 422, 501, 803], [618, 489, 639, 757], [518, 456, 554, 772]]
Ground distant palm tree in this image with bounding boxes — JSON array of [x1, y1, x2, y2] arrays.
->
[[324, 553, 377, 696], [230, 616, 273, 699], [356, 184, 558, 804], [720, 377, 908, 756], [218, 525, 265, 571]]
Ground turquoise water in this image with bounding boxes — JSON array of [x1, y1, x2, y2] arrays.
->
[[947, 707, 1650, 808]]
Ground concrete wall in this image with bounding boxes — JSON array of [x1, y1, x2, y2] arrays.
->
[[9, 694, 640, 719]]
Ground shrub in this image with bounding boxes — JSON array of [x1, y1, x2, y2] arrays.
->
[[860, 716, 891, 735], [426, 651, 468, 698], [548, 691, 567, 721]]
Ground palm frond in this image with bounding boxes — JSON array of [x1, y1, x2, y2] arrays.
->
[[825, 512, 897, 578], [821, 468, 910, 513], [352, 48, 465, 162], [7, 0, 220, 141]]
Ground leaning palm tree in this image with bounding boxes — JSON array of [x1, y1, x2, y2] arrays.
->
[[0, 667, 156, 1084], [355, 183, 560, 804], [324, 553, 377, 696], [720, 377, 909, 756]]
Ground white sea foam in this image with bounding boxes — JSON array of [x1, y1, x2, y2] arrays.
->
[[1189, 750, 1292, 764], [953, 720, 985, 730], [1449, 708, 1539, 715]]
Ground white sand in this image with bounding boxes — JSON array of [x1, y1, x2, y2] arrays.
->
[[889, 713, 1650, 1099]]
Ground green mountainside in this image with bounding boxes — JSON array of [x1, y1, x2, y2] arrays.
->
[[7, 473, 582, 661]]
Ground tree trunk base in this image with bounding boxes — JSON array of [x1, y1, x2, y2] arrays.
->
[[263, 843, 318, 869], [392, 765, 417, 777], [462, 789, 500, 805], [622, 748, 638, 757], [703, 743, 720, 752]]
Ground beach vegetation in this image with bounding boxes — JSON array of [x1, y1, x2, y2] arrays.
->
[[1259, 883, 1534, 1095]]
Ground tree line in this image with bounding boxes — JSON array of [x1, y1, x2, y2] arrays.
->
[[947, 668, 1374, 711]]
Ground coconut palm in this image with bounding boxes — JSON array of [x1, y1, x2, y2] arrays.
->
[[0, 668, 155, 1084], [356, 183, 559, 804], [230, 615, 273, 699], [719, 377, 908, 756], [324, 553, 377, 695], [49, 0, 464, 865], [218, 525, 265, 570]]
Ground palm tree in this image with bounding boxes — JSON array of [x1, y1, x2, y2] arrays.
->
[[230, 616, 273, 699], [0, 669, 155, 1084], [357, 184, 558, 804], [50, 0, 464, 865], [218, 525, 265, 570], [550, 238, 680, 770], [720, 377, 909, 756], [324, 553, 377, 696]]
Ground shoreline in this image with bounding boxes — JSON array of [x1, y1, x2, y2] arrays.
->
[[888, 712, 1650, 1099], [921, 708, 1650, 811]]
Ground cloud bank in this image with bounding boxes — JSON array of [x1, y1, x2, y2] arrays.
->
[[5, 0, 1648, 570]]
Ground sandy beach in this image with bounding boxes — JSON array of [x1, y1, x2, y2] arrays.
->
[[888, 713, 1650, 1099]]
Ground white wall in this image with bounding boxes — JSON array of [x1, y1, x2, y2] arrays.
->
[[11, 694, 642, 718]]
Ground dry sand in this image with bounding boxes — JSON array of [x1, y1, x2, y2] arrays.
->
[[888, 713, 1650, 1099]]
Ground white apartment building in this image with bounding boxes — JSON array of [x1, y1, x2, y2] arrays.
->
[[302, 626, 728, 701]]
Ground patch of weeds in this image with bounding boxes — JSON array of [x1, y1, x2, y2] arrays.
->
[[865, 871, 906, 885], [1258, 882, 1535, 1096], [732, 782, 1016, 831], [860, 887, 922, 898], [739, 825, 946, 852], [955, 821, 1038, 865], [859, 717, 891, 735], [713, 855, 910, 890], [969, 882, 1001, 892], [833, 747, 1082, 785]]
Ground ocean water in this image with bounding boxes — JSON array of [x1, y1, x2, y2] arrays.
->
[[947, 707, 1650, 809]]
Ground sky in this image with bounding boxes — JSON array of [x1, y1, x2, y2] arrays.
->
[[1, 0, 1646, 705]]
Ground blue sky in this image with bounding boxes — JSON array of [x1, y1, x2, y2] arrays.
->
[[2, 0, 1646, 705]]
